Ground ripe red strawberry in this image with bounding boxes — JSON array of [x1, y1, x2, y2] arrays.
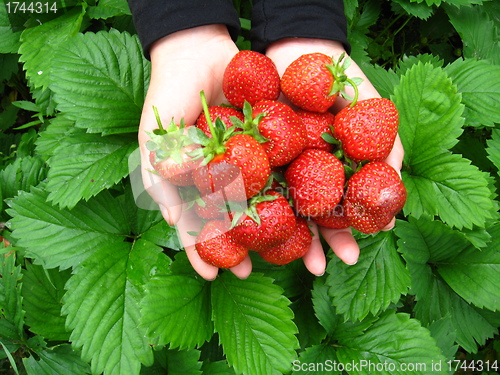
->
[[146, 108, 201, 186], [192, 133, 271, 201], [259, 216, 312, 265], [230, 191, 296, 252], [191, 92, 271, 201], [312, 203, 350, 229], [284, 149, 345, 218], [250, 100, 308, 167], [223, 50, 280, 109], [295, 109, 336, 153], [195, 220, 248, 268], [281, 52, 360, 113], [333, 98, 399, 162], [343, 162, 406, 234], [195, 105, 244, 137]]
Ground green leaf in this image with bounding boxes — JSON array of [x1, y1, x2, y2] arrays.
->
[[22, 263, 71, 341], [140, 271, 213, 350], [164, 349, 203, 375], [0, 251, 25, 343], [22, 344, 91, 375], [62, 238, 159, 375], [326, 231, 410, 321], [211, 272, 299, 375], [334, 311, 448, 375], [359, 63, 400, 99], [393, 62, 464, 165], [401, 152, 495, 229], [427, 317, 458, 360], [18, 6, 86, 90], [35, 115, 76, 158], [437, 223, 500, 311], [292, 345, 341, 375], [444, 58, 500, 127], [446, 4, 500, 65], [0, 3, 21, 53], [291, 294, 327, 350], [396, 218, 499, 353], [50, 30, 150, 135], [0, 155, 48, 200], [7, 186, 130, 270], [87, 0, 132, 20], [487, 128, 500, 173], [45, 132, 138, 209], [311, 277, 338, 336]]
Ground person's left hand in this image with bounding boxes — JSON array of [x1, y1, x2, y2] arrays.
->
[[265, 38, 405, 276]]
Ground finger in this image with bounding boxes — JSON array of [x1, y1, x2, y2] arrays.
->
[[176, 206, 220, 280], [229, 255, 253, 279], [141, 166, 183, 225], [320, 226, 360, 265], [384, 134, 404, 175], [381, 217, 396, 231], [302, 221, 327, 276], [184, 244, 220, 281]]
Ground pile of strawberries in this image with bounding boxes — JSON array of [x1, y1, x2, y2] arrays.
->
[[146, 50, 407, 269]]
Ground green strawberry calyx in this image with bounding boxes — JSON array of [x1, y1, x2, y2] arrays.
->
[[145, 106, 192, 165], [232, 101, 269, 144], [187, 91, 239, 165], [325, 53, 363, 107]]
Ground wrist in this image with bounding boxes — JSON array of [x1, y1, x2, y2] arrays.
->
[[150, 25, 233, 63]]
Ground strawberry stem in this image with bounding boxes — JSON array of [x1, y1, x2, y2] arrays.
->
[[200, 91, 219, 144], [152, 106, 167, 135]]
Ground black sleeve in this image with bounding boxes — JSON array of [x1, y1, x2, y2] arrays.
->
[[127, 0, 241, 59], [250, 0, 350, 54]]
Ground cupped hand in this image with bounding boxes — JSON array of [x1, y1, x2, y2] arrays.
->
[[138, 25, 252, 280], [265, 38, 405, 275]]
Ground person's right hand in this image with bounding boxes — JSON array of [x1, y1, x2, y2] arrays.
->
[[138, 25, 252, 280]]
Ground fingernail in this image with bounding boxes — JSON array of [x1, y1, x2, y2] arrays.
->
[[345, 259, 358, 266]]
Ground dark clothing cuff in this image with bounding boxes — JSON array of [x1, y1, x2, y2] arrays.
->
[[250, 0, 350, 54], [127, 0, 241, 59]]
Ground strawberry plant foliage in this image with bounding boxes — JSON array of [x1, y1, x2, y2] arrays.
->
[[326, 231, 411, 322], [2, 0, 500, 374]]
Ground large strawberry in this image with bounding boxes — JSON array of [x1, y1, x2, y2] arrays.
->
[[280, 52, 360, 113], [195, 220, 248, 268], [230, 191, 296, 252], [312, 203, 350, 229], [295, 109, 336, 153], [223, 50, 280, 109], [191, 92, 271, 201], [284, 149, 345, 218], [343, 162, 406, 234], [333, 98, 399, 162], [146, 107, 200, 186], [238, 100, 307, 167], [259, 216, 312, 265], [195, 105, 244, 137]]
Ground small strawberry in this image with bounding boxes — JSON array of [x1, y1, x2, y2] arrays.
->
[[259, 216, 312, 265], [284, 149, 344, 218], [195, 220, 248, 268], [195, 105, 244, 137], [295, 109, 336, 153], [333, 98, 399, 162], [223, 50, 280, 109], [239, 100, 307, 167], [191, 92, 271, 201], [230, 191, 296, 252], [280, 52, 361, 113], [146, 107, 201, 186], [312, 203, 350, 229], [343, 162, 406, 234]]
